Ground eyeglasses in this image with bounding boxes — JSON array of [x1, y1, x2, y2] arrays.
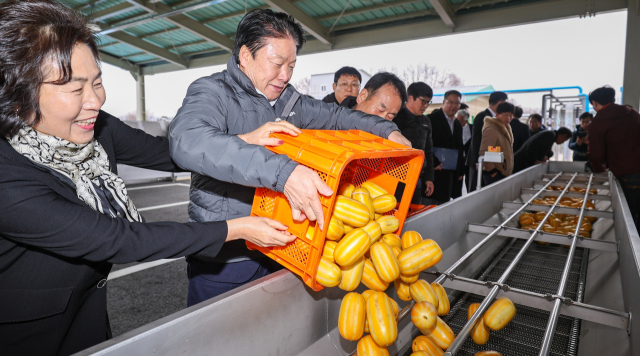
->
[[417, 97, 432, 105], [337, 82, 361, 89], [444, 99, 462, 107]]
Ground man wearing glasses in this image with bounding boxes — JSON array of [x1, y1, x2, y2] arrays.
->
[[466, 91, 509, 192], [322, 66, 362, 105], [427, 90, 465, 204], [391, 82, 437, 204]]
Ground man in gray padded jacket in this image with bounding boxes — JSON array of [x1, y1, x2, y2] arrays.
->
[[169, 9, 410, 306]]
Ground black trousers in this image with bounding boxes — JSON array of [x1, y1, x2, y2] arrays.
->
[[482, 170, 506, 186], [619, 172, 640, 231]]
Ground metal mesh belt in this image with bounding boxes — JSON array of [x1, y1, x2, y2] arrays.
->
[[439, 239, 589, 356]]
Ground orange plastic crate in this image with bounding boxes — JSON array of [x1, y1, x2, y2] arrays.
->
[[248, 130, 424, 291]]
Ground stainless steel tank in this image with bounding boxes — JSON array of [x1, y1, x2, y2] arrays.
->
[[75, 162, 639, 356]]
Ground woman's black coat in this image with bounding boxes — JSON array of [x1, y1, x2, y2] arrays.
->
[[0, 111, 227, 356]]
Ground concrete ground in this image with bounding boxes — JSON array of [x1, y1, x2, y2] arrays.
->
[[107, 179, 192, 337]]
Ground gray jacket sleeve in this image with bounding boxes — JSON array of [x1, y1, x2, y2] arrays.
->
[[169, 78, 297, 193], [296, 96, 400, 140]]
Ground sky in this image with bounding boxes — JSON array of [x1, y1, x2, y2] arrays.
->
[[100, 10, 628, 119]]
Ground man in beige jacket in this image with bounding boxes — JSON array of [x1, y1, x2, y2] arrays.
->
[[479, 102, 515, 185]]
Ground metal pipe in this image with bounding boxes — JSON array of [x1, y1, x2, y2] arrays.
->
[[444, 173, 579, 356], [538, 174, 594, 356], [432, 86, 584, 97], [476, 156, 484, 190]]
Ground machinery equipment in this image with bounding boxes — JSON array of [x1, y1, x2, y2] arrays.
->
[[76, 162, 639, 356]]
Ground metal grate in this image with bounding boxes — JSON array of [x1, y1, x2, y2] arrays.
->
[[440, 239, 588, 356]]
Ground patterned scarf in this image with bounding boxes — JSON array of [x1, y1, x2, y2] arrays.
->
[[9, 126, 142, 222]]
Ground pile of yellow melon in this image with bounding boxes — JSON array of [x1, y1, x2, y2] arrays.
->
[[519, 212, 596, 238], [532, 196, 595, 210], [546, 186, 597, 194], [314, 181, 515, 355]]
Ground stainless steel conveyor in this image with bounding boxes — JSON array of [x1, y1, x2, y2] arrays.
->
[[75, 162, 640, 356]]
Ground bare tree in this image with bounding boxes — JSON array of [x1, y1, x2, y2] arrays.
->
[[376, 63, 464, 89], [293, 77, 311, 95]]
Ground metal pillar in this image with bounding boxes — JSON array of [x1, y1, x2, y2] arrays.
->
[[135, 67, 146, 121], [623, 0, 640, 108]]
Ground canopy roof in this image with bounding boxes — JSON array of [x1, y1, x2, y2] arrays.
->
[[58, 0, 626, 75]]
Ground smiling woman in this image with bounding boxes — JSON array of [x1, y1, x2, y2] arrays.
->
[[0, 1, 298, 355]]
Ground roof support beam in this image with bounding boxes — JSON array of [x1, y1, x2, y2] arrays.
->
[[99, 51, 138, 72], [428, 0, 456, 27], [203, 5, 270, 24], [142, 0, 626, 75], [316, 0, 424, 21], [107, 31, 188, 68], [262, 0, 332, 45], [90, 2, 137, 22], [121, 0, 235, 52]]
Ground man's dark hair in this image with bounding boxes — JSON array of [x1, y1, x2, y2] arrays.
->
[[588, 86, 616, 106], [579, 112, 593, 120], [0, 0, 99, 138], [529, 113, 543, 123], [444, 90, 462, 101], [334, 66, 361, 84], [496, 102, 515, 115], [460, 103, 469, 110], [233, 9, 305, 65], [407, 82, 433, 100], [363, 72, 407, 103], [489, 91, 508, 105], [557, 127, 572, 137]]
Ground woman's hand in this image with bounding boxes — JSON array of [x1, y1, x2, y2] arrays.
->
[[226, 217, 296, 247], [238, 121, 302, 147]]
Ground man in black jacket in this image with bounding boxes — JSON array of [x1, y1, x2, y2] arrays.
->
[[568, 112, 592, 161], [322, 66, 362, 105], [510, 106, 531, 153], [392, 82, 436, 204], [528, 113, 547, 136], [466, 91, 508, 192], [428, 90, 465, 204], [513, 127, 572, 173]]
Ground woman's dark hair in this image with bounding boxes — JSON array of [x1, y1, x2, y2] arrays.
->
[[334, 66, 362, 84], [0, 0, 99, 138], [496, 102, 515, 115], [407, 82, 433, 100], [514, 106, 523, 119], [589, 86, 616, 106], [233, 9, 305, 65], [363, 72, 408, 104]]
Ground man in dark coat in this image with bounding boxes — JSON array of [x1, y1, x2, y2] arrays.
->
[[393, 82, 436, 204], [322, 66, 362, 105], [341, 72, 406, 121], [456, 108, 473, 192], [528, 113, 547, 136], [513, 127, 572, 173], [466, 91, 508, 192], [587, 86, 640, 227], [569, 112, 592, 162], [510, 106, 531, 153], [428, 90, 465, 204]]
